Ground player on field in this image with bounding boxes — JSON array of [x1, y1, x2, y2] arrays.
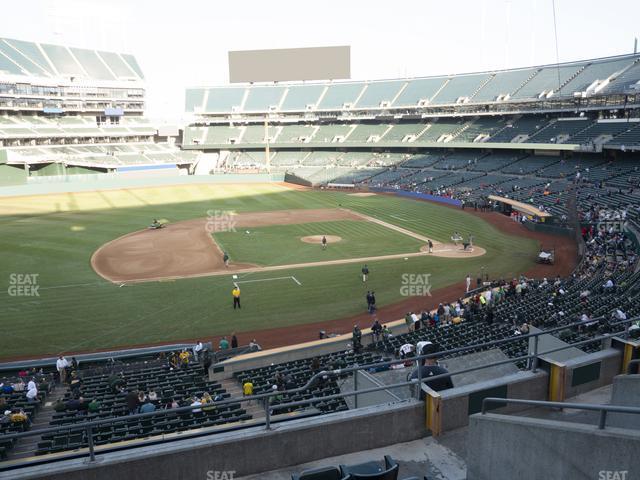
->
[[362, 264, 369, 282], [321, 235, 327, 250], [232, 285, 241, 309]]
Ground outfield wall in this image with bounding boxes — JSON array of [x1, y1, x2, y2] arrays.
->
[[369, 187, 463, 207], [0, 173, 285, 197]]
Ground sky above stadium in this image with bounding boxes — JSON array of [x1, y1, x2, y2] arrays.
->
[[1, 0, 639, 119]]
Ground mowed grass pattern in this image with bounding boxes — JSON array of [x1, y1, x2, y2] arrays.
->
[[214, 220, 424, 266], [0, 185, 539, 359]]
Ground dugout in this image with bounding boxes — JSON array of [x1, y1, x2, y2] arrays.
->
[[488, 195, 553, 223]]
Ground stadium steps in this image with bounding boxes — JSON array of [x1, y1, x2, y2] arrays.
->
[[448, 122, 471, 141], [509, 69, 543, 98], [525, 118, 559, 142], [6, 384, 66, 460], [564, 121, 598, 144], [556, 64, 589, 94], [219, 378, 265, 421], [468, 74, 495, 101]]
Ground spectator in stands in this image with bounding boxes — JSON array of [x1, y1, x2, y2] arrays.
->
[[409, 344, 454, 398], [148, 390, 158, 401], [65, 396, 86, 413], [56, 356, 70, 384], [201, 392, 216, 412], [9, 408, 30, 427], [231, 333, 238, 349], [219, 337, 230, 350], [0, 411, 10, 426], [405, 313, 414, 332], [203, 350, 212, 376], [108, 372, 125, 393], [242, 380, 254, 397], [190, 396, 202, 413], [71, 357, 79, 372], [126, 390, 140, 415], [69, 372, 82, 396], [0, 383, 13, 395], [88, 398, 101, 413], [411, 311, 420, 329], [382, 325, 392, 340], [12, 379, 25, 393], [193, 341, 204, 361], [274, 372, 285, 390], [371, 319, 382, 342], [53, 399, 66, 413], [139, 398, 156, 414], [179, 349, 190, 368], [169, 352, 180, 370], [25, 380, 38, 403], [399, 343, 415, 360], [352, 325, 362, 353]]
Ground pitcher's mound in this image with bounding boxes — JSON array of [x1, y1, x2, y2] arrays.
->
[[300, 235, 342, 244]]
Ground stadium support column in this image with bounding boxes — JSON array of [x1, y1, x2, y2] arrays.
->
[[265, 119, 271, 174]]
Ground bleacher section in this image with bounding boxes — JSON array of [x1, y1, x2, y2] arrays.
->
[[36, 360, 247, 456], [0, 38, 143, 82], [185, 53, 640, 114]]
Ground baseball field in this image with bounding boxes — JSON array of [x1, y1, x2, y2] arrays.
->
[[0, 182, 545, 360]]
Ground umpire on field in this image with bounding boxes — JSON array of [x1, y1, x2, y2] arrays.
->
[[232, 284, 241, 309]]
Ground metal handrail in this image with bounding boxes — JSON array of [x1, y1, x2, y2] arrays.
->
[[0, 316, 637, 468], [481, 397, 640, 429]]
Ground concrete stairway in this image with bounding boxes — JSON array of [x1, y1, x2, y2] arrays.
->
[[220, 378, 265, 421], [7, 384, 66, 460]]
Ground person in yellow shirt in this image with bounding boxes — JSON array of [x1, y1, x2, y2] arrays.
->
[[232, 285, 241, 309], [242, 380, 253, 396], [179, 350, 190, 369]]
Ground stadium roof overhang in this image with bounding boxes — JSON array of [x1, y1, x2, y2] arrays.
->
[[488, 195, 553, 219]]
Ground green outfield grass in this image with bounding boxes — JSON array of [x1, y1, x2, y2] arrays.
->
[[0, 184, 540, 359], [214, 220, 424, 266]]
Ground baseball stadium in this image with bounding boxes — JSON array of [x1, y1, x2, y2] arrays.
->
[[1, 2, 640, 479]]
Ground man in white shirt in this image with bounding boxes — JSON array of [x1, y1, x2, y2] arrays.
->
[[416, 341, 433, 357], [190, 397, 202, 413], [399, 343, 415, 359], [56, 356, 69, 384], [26, 384, 38, 403], [466, 275, 471, 293], [193, 341, 203, 361]]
